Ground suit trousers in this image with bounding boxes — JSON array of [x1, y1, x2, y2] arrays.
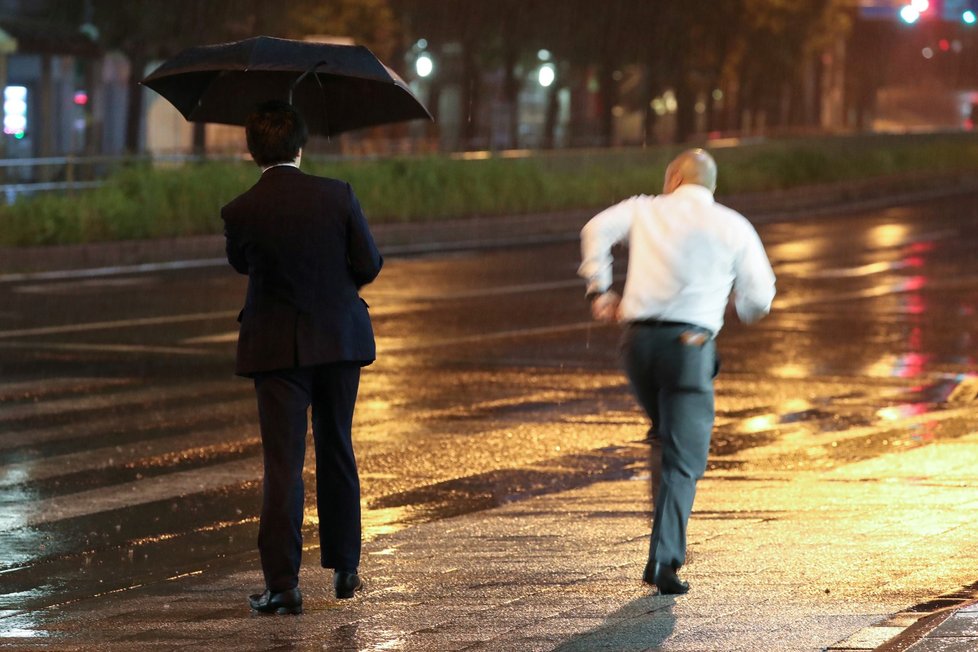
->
[[622, 322, 717, 570], [253, 362, 362, 592]]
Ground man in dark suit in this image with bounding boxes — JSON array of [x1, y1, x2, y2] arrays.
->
[[222, 100, 383, 615]]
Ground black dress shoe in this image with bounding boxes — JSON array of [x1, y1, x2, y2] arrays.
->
[[248, 588, 303, 615], [643, 562, 690, 595], [334, 571, 363, 599]]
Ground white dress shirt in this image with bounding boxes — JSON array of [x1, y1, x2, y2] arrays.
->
[[578, 183, 776, 335]]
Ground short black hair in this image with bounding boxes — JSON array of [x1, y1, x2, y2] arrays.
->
[[245, 100, 308, 167]]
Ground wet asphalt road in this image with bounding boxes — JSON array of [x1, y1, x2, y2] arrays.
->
[[1, 191, 978, 625]]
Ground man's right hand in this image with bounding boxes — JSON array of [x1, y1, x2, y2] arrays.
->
[[590, 291, 621, 323]]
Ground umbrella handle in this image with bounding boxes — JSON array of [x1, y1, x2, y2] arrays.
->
[[289, 60, 331, 139]]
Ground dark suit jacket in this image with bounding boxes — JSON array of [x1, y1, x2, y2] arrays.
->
[[221, 166, 383, 377]]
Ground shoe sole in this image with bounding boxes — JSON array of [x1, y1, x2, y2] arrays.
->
[[250, 605, 303, 615], [336, 581, 364, 600]]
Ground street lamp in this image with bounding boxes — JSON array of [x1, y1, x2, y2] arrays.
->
[[416, 53, 433, 78], [899, 0, 932, 23], [900, 5, 922, 22], [538, 63, 555, 88]]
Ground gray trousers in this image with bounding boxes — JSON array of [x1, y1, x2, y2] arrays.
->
[[622, 322, 717, 569]]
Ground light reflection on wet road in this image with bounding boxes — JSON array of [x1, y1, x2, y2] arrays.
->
[[1, 192, 977, 624]]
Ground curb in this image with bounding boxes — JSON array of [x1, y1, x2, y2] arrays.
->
[[828, 582, 978, 651]]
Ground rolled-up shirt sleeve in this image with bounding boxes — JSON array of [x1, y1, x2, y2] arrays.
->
[[732, 227, 776, 324], [578, 198, 637, 296]]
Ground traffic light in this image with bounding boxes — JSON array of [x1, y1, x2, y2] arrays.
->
[[859, 0, 976, 24], [900, 0, 934, 23], [942, 0, 978, 23]]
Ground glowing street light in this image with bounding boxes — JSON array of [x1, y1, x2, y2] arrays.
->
[[538, 63, 555, 88], [964, 9, 977, 24], [900, 5, 921, 22], [415, 53, 433, 78]]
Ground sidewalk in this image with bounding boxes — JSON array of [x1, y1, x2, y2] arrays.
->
[[9, 443, 978, 651]]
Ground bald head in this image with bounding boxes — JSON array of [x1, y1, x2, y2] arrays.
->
[[663, 148, 717, 194]]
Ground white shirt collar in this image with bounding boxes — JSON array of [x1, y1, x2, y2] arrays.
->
[[261, 162, 299, 173], [671, 183, 715, 203]]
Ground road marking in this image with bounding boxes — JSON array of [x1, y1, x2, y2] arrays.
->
[[0, 457, 260, 529], [187, 321, 601, 349], [0, 310, 238, 340], [0, 380, 234, 423], [390, 278, 586, 301], [806, 261, 907, 279], [182, 331, 238, 344], [0, 258, 227, 284], [13, 277, 155, 294], [0, 377, 134, 401], [380, 321, 599, 352], [0, 235, 578, 285], [0, 341, 210, 356], [777, 275, 978, 310], [0, 274, 592, 342], [0, 397, 254, 451], [0, 427, 259, 488], [11, 267, 973, 351]]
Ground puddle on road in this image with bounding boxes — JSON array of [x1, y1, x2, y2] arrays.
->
[[368, 444, 647, 525], [1, 443, 651, 613], [706, 372, 978, 473]]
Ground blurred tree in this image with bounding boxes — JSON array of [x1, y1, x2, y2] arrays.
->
[[843, 9, 894, 131], [727, 0, 851, 133], [574, 0, 631, 147], [264, 0, 400, 60], [85, 0, 254, 153], [391, 0, 852, 147], [57, 0, 399, 153], [393, 0, 533, 150]]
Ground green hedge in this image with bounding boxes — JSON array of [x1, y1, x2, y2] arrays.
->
[[2, 133, 977, 246]]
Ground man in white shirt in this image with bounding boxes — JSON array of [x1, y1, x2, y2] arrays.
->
[[579, 148, 775, 594]]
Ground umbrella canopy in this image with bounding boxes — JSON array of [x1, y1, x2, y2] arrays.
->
[[141, 36, 432, 137]]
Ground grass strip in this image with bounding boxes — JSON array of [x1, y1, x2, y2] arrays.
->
[[1, 132, 977, 246]]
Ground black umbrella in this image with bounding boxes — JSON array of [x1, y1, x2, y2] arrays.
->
[[141, 36, 432, 137]]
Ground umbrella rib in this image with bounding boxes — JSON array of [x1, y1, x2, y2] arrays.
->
[[288, 60, 325, 104], [190, 69, 231, 120], [289, 60, 331, 140], [313, 71, 331, 141]]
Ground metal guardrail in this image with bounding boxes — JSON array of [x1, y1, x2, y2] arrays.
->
[[0, 154, 244, 204], [1, 180, 102, 203]]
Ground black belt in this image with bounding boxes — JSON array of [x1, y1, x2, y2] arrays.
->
[[632, 319, 693, 329], [631, 319, 714, 339]]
